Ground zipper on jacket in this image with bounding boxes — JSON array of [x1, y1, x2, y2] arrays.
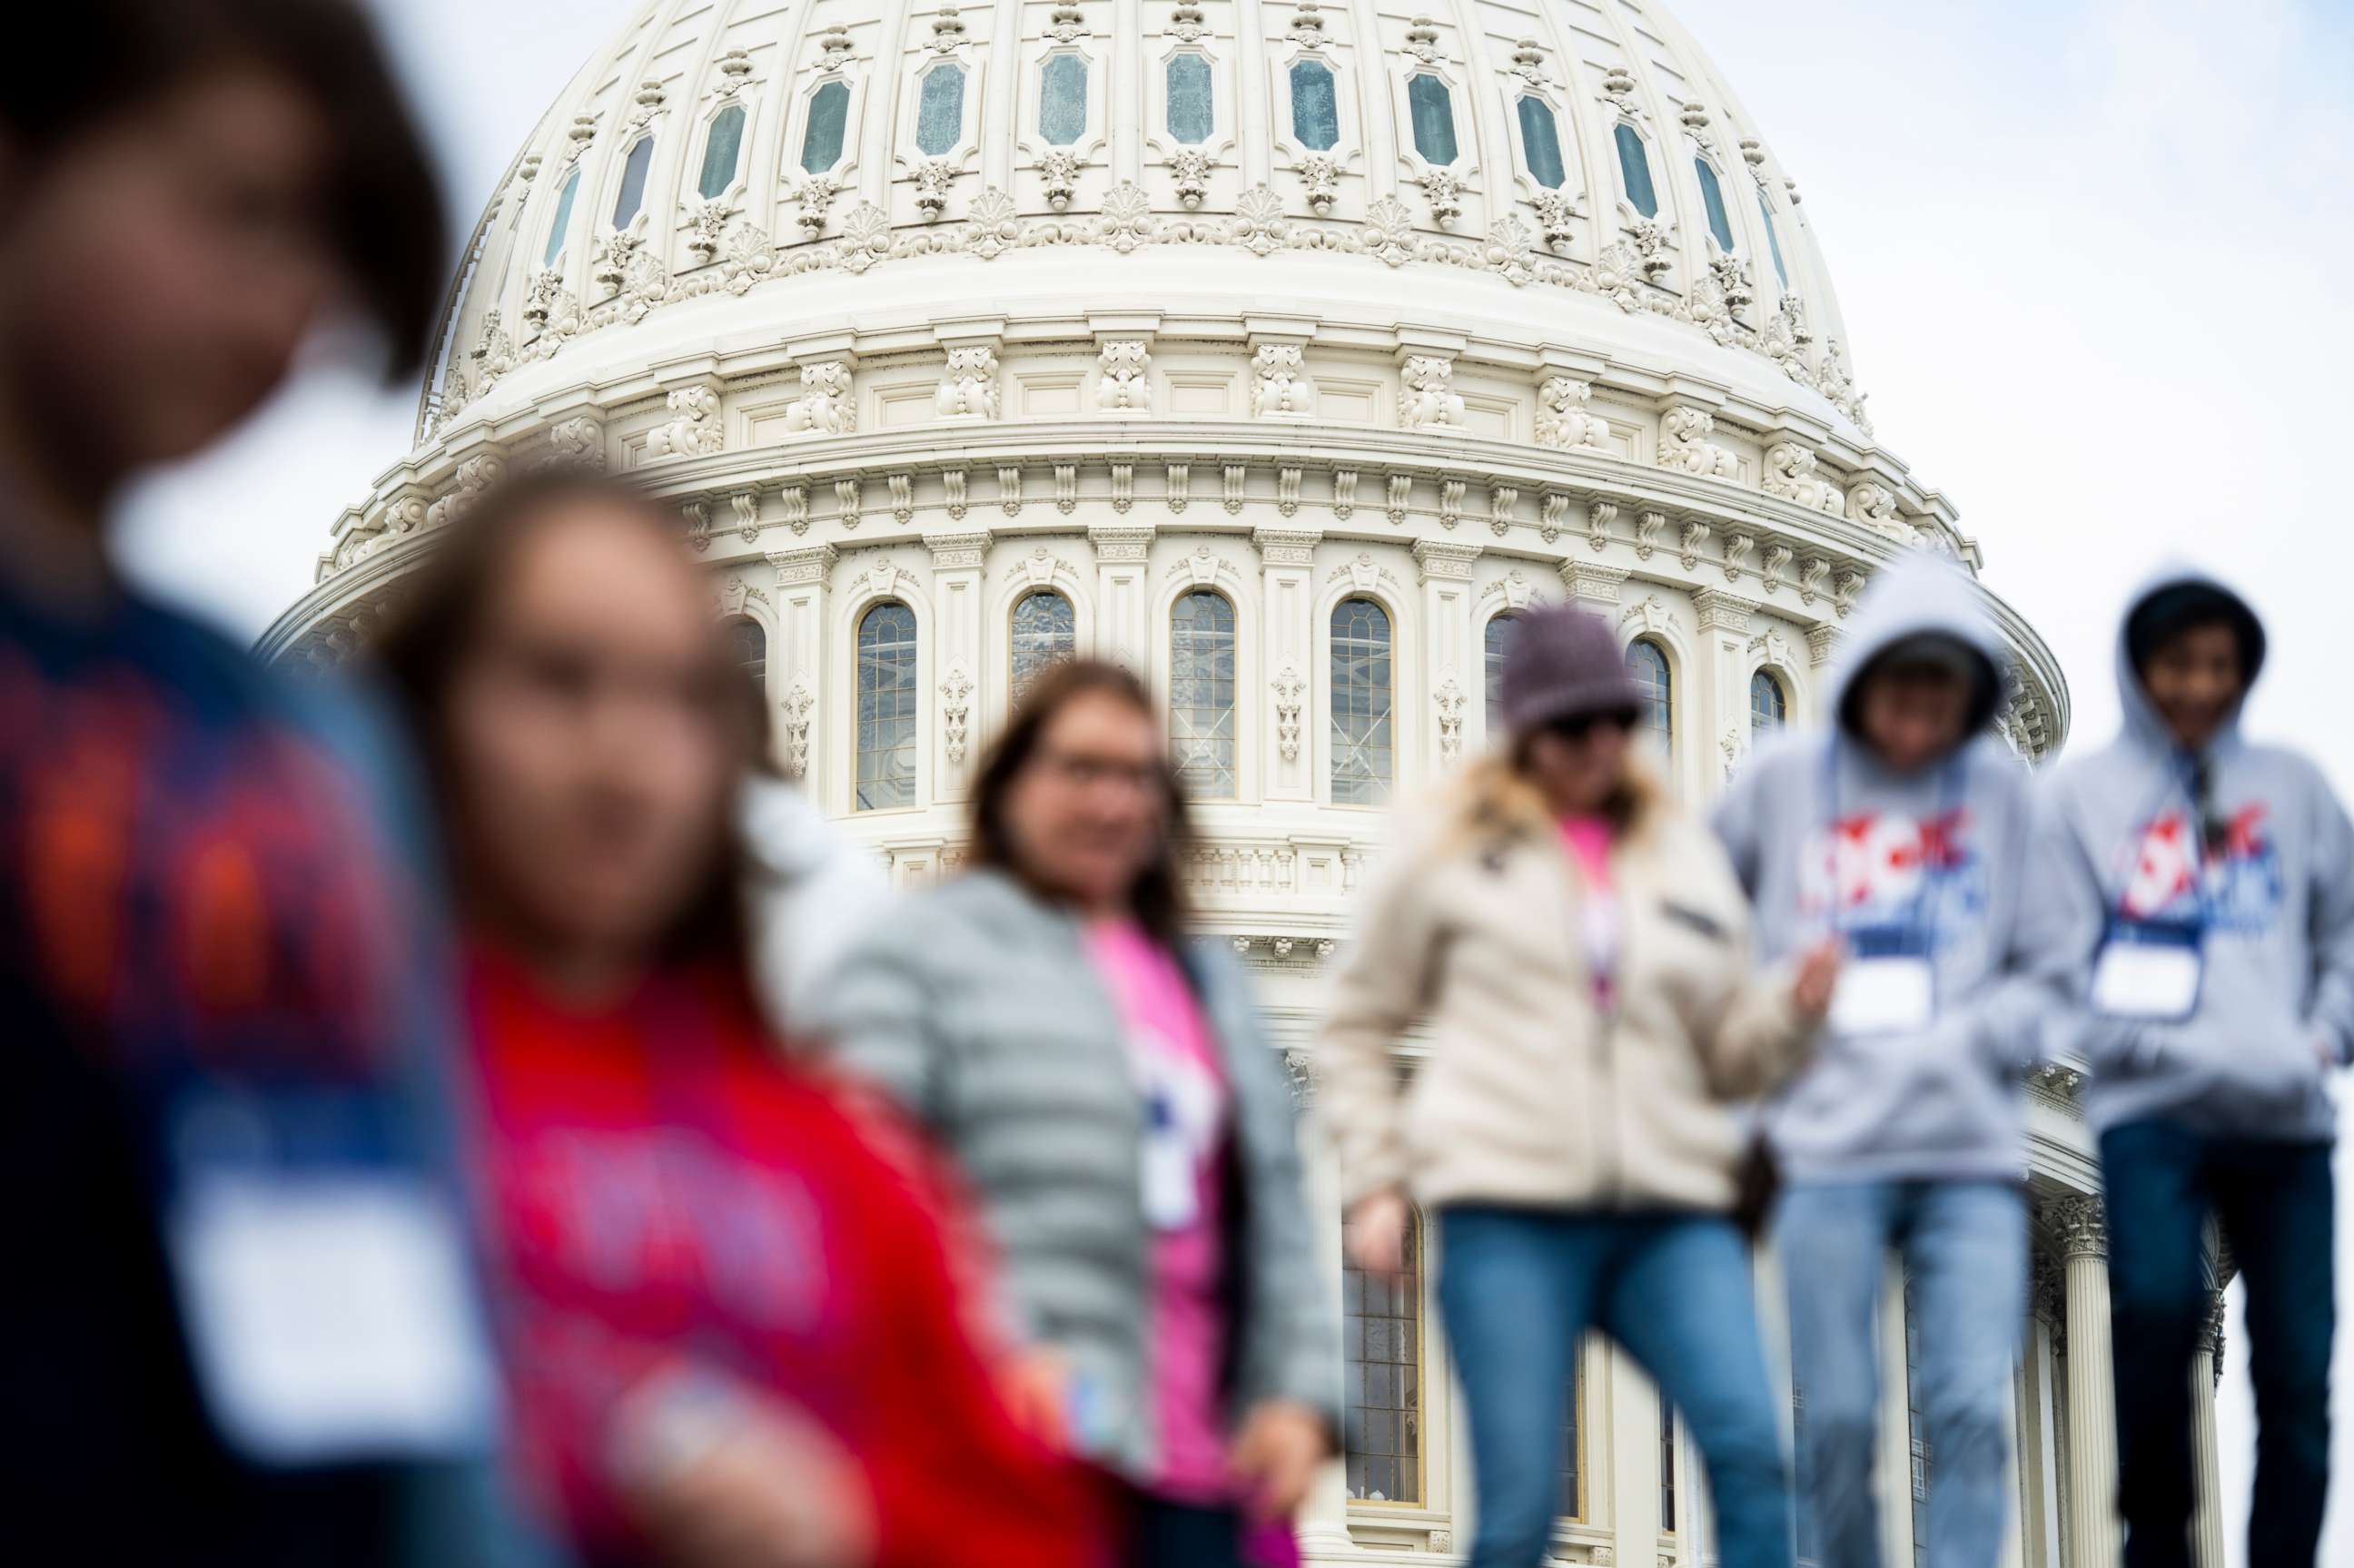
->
[[1561, 847, 1624, 1207]]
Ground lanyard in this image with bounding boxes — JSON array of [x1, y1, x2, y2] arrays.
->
[[1816, 738, 1963, 945]]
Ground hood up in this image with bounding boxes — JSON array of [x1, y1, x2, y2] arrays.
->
[[1828, 551, 2012, 744], [2112, 561, 2267, 757]]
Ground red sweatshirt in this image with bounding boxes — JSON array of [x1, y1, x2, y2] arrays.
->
[[466, 953, 1099, 1567]]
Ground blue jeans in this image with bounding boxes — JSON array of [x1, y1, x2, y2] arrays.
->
[[2101, 1120, 2335, 1568], [1436, 1207, 1793, 1568], [1774, 1179, 2025, 1568]]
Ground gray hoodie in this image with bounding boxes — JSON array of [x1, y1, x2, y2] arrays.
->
[[1713, 552, 2075, 1181], [2042, 565, 2354, 1139]]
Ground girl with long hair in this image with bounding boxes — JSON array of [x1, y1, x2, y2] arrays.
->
[[827, 659, 1339, 1568], [372, 469, 1098, 1568], [1319, 605, 1841, 1568]]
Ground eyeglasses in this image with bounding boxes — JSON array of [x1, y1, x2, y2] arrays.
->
[[1547, 709, 1638, 743]]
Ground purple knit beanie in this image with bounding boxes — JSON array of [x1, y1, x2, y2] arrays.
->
[[1497, 605, 1647, 737]]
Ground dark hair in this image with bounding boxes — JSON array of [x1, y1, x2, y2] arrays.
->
[[966, 660, 1196, 951], [1840, 632, 2001, 737], [0, 0, 447, 380], [367, 467, 760, 985], [2126, 582, 2266, 689]]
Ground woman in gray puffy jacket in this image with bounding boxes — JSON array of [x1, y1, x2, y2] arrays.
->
[[826, 659, 1338, 1568]]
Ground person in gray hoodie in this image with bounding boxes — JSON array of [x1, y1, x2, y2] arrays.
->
[[1713, 552, 2075, 1568], [2042, 567, 2354, 1568]]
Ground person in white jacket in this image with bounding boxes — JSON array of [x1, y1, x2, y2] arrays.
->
[[741, 771, 895, 1032]]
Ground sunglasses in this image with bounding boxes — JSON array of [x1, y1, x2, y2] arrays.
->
[[1546, 708, 1639, 742]]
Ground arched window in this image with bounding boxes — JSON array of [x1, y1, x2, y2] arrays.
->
[[542, 167, 581, 267], [1289, 59, 1340, 152], [1516, 96, 1566, 190], [1483, 613, 1520, 735], [1331, 599, 1394, 804], [1758, 191, 1789, 289], [1614, 123, 1657, 218], [1627, 639, 1671, 753], [1342, 1206, 1421, 1504], [801, 80, 851, 173], [727, 617, 767, 690], [1010, 590, 1075, 698], [1750, 670, 1786, 736], [1166, 54, 1213, 144], [611, 136, 655, 229], [697, 104, 747, 200], [1559, 1366, 1587, 1519], [1169, 590, 1237, 800], [856, 602, 917, 811], [1406, 75, 1457, 166], [1040, 54, 1088, 146], [915, 63, 964, 156], [1696, 157, 1735, 251]]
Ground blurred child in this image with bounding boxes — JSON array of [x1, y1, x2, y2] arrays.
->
[[373, 470, 1099, 1568], [2042, 568, 2351, 1568], [826, 661, 1338, 1568], [0, 4, 509, 1562], [1321, 605, 1838, 1568], [1713, 553, 2072, 1568]]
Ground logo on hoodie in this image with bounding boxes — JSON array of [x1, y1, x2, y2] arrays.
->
[[1802, 808, 1983, 942], [2119, 804, 2280, 932]]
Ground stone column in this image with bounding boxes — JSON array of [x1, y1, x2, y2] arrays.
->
[[1411, 539, 1480, 782], [2052, 1195, 2120, 1568], [2020, 1251, 2066, 1568], [1087, 522, 1156, 673], [924, 528, 991, 803], [1692, 588, 1757, 787], [1286, 1058, 1356, 1562], [768, 543, 837, 803], [1254, 526, 1320, 803], [2191, 1288, 2227, 1568], [1607, 1347, 1663, 1565]]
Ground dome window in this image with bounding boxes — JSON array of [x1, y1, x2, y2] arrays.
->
[[1289, 59, 1340, 152], [1170, 590, 1237, 800], [1614, 123, 1657, 218], [541, 166, 580, 268], [1758, 191, 1789, 289], [727, 616, 767, 689], [1040, 54, 1088, 147], [801, 79, 852, 173], [1696, 157, 1735, 251], [697, 104, 746, 201], [1516, 96, 1566, 190], [1406, 74, 1457, 167], [1750, 668, 1787, 735], [1010, 589, 1075, 697], [856, 601, 918, 811], [1166, 54, 1213, 146], [1483, 612, 1522, 735], [1627, 638, 1672, 754], [915, 63, 965, 157], [610, 136, 654, 229], [1331, 598, 1394, 805]]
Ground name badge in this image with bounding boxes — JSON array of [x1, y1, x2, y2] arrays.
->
[[1828, 926, 1936, 1037], [2092, 919, 2203, 1022], [168, 1170, 496, 1465], [1139, 1090, 1201, 1231]]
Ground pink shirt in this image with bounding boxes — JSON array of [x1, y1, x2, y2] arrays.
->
[[1558, 815, 1619, 1007], [1083, 920, 1233, 1503]]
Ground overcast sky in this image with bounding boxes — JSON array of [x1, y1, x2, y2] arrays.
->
[[110, 0, 2354, 1560]]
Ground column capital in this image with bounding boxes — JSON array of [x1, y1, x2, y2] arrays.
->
[[2049, 1193, 2108, 1259], [1087, 522, 1156, 563], [1560, 560, 1630, 606], [1252, 525, 1322, 567], [1806, 623, 1844, 667], [922, 528, 993, 570], [767, 543, 838, 585], [1411, 538, 1481, 582], [1694, 587, 1758, 632]]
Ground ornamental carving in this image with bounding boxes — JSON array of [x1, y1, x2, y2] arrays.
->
[[1399, 356, 1465, 431], [1764, 442, 1845, 515], [1038, 149, 1086, 211], [1251, 343, 1311, 417], [781, 676, 815, 776], [1435, 677, 1467, 762], [1618, 595, 1678, 636], [1233, 184, 1289, 254], [645, 386, 724, 460], [545, 416, 605, 470], [935, 346, 1000, 419], [1417, 167, 1465, 228], [941, 664, 976, 765], [1534, 377, 1608, 450], [1295, 153, 1341, 215], [1531, 189, 1579, 251], [2050, 1195, 2107, 1259], [1846, 481, 1905, 537], [783, 360, 856, 436], [1762, 295, 1815, 386], [1100, 182, 1155, 252], [683, 194, 738, 265], [1679, 520, 1709, 571], [911, 159, 957, 221], [1096, 339, 1152, 411], [1657, 406, 1739, 478], [1635, 510, 1665, 559], [796, 172, 845, 237], [1169, 148, 1215, 211], [1271, 666, 1307, 762]]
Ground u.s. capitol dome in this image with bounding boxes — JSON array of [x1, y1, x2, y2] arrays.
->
[[266, 2, 2202, 1563]]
